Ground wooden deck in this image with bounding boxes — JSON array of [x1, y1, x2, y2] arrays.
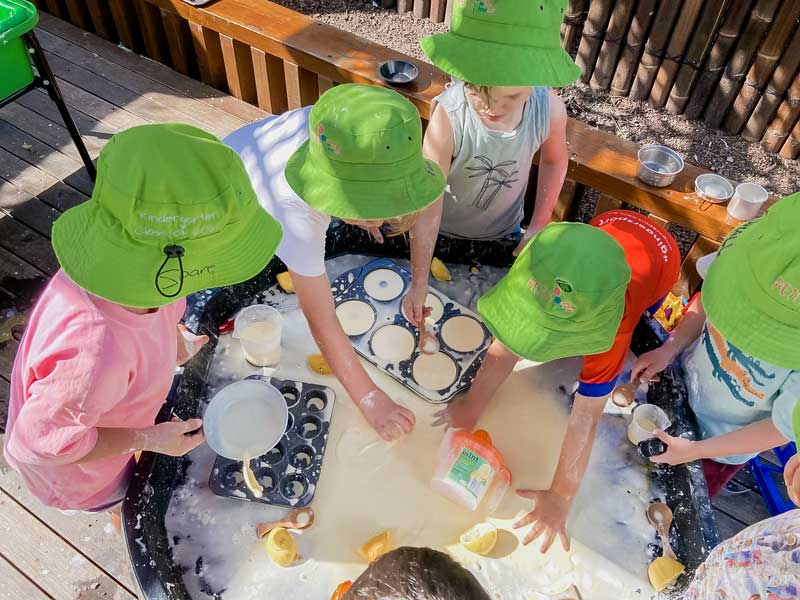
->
[[0, 13, 265, 600], [0, 12, 789, 599]]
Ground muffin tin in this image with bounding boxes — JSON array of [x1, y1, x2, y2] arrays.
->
[[208, 375, 336, 508], [331, 258, 491, 403]]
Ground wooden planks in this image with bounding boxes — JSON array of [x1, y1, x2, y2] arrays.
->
[[0, 489, 135, 600], [0, 553, 51, 600], [284, 61, 319, 110], [220, 34, 258, 104], [0, 456, 136, 592], [251, 48, 288, 114]]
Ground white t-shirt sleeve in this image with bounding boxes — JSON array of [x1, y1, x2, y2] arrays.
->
[[772, 371, 800, 442], [224, 107, 331, 278]]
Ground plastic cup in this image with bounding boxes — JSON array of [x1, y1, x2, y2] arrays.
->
[[233, 304, 282, 366], [203, 379, 288, 460], [727, 182, 768, 221], [627, 404, 671, 445]]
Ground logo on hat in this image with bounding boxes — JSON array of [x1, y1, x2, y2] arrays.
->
[[315, 124, 340, 155], [457, 0, 496, 13], [527, 276, 576, 313], [772, 277, 800, 303]]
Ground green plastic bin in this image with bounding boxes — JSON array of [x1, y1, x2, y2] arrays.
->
[[0, 0, 38, 101]]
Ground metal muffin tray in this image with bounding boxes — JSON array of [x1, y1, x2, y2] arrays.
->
[[331, 258, 491, 403], [208, 375, 335, 508]]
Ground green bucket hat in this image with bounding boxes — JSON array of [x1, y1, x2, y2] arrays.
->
[[284, 84, 445, 220], [419, 0, 581, 87], [52, 123, 283, 308], [702, 192, 800, 370], [477, 222, 631, 362]]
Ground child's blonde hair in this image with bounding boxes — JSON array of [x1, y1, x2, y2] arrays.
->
[[464, 83, 495, 112], [382, 212, 419, 237]]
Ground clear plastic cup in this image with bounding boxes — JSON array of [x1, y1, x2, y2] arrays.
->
[[727, 182, 768, 221], [233, 304, 282, 366]]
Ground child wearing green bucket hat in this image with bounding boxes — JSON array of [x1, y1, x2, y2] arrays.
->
[[435, 210, 681, 552], [224, 84, 446, 442], [402, 0, 581, 325], [3, 123, 282, 512], [632, 193, 800, 499]]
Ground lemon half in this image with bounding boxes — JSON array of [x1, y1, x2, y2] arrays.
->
[[431, 257, 452, 282], [460, 522, 498, 556], [358, 530, 393, 562], [266, 527, 297, 567], [648, 556, 684, 591]]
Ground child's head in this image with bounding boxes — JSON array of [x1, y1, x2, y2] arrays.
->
[[464, 83, 532, 122], [51, 123, 283, 309], [344, 546, 490, 600], [284, 84, 445, 227], [420, 0, 581, 88], [701, 191, 800, 370]]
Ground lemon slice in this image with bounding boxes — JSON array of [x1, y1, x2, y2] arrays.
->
[[431, 257, 452, 282], [266, 527, 297, 567], [242, 459, 263, 498], [276, 271, 295, 293], [460, 522, 498, 556], [308, 353, 333, 375], [358, 530, 392, 562], [647, 556, 685, 591]]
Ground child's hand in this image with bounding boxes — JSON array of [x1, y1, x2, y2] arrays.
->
[[784, 453, 800, 507], [177, 324, 209, 365], [401, 286, 432, 328], [631, 347, 674, 383], [141, 418, 205, 456], [432, 395, 483, 431], [356, 388, 416, 442], [513, 488, 571, 552], [512, 224, 545, 257], [649, 429, 697, 465]]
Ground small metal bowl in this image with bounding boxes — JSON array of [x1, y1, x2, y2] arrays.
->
[[379, 60, 419, 86], [694, 173, 734, 204], [637, 144, 684, 187]]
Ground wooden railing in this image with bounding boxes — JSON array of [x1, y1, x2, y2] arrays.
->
[[29, 0, 778, 297]]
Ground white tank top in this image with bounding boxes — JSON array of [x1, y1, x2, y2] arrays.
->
[[436, 82, 551, 239]]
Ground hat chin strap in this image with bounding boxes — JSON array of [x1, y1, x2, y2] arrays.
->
[[155, 244, 186, 299]]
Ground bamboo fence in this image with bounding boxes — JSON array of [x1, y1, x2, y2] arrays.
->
[[401, 0, 799, 157]]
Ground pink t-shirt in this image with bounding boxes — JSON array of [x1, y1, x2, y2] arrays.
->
[[3, 270, 185, 510]]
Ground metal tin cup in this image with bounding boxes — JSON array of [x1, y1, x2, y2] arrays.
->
[[203, 379, 289, 460], [727, 182, 768, 221], [379, 60, 419, 86], [627, 403, 671, 445], [637, 144, 684, 187], [694, 174, 734, 204]]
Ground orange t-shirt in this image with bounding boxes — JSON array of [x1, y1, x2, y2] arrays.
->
[[577, 210, 681, 397]]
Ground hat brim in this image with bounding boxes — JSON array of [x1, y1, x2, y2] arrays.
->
[[420, 32, 581, 88], [477, 282, 625, 363], [52, 200, 282, 308], [283, 140, 446, 220], [702, 246, 800, 370]]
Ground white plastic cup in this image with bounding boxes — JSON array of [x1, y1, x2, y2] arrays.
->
[[233, 304, 282, 366], [627, 404, 671, 445], [727, 182, 768, 221]]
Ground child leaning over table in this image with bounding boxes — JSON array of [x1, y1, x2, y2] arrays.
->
[[2, 124, 282, 514], [633, 192, 800, 497], [402, 0, 580, 325]]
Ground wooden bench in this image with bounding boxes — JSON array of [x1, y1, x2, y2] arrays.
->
[[30, 0, 778, 297]]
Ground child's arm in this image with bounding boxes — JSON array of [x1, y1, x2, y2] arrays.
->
[[78, 418, 205, 462], [292, 270, 416, 441], [404, 104, 454, 326], [785, 453, 799, 506], [649, 418, 790, 465], [515, 392, 605, 552], [513, 93, 569, 256], [632, 294, 707, 382], [433, 339, 518, 430]]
